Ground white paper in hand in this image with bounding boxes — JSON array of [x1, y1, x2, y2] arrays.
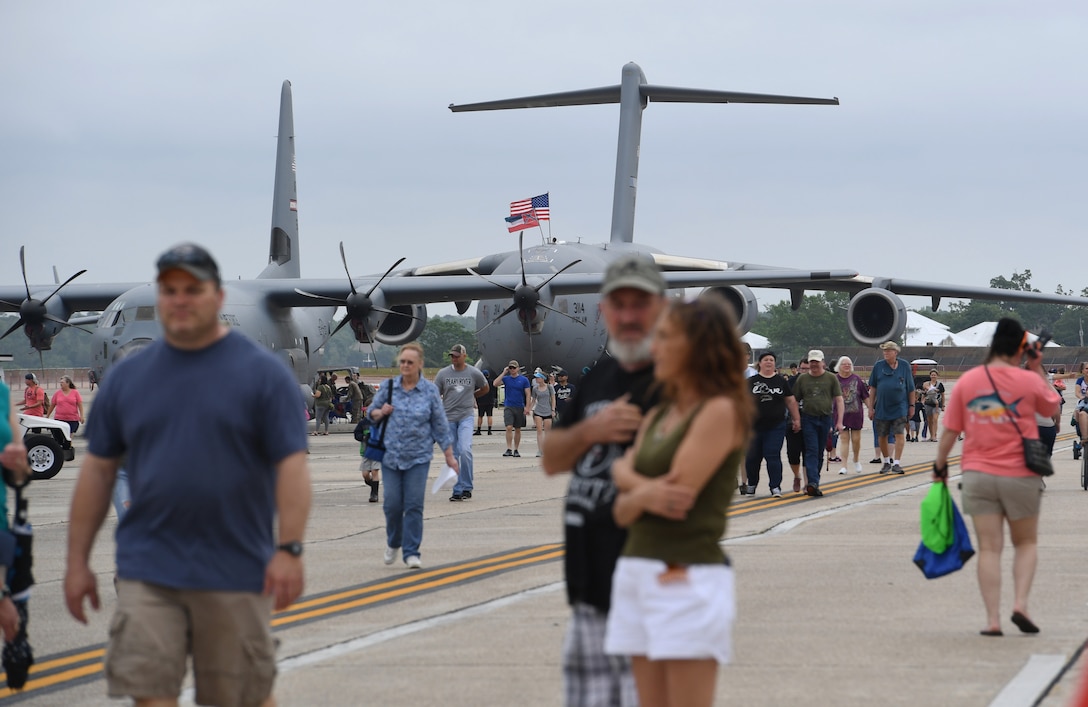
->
[[431, 465, 458, 495]]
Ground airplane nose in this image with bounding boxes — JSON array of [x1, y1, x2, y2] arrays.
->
[[113, 338, 154, 363]]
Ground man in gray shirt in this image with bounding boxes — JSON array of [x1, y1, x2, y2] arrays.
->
[[434, 344, 490, 501]]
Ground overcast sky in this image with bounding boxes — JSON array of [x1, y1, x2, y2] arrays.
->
[[3, 2, 1086, 319]]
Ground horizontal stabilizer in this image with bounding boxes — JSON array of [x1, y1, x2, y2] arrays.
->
[[450, 86, 621, 112], [642, 85, 838, 106]]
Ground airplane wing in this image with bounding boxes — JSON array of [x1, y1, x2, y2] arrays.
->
[[0, 283, 147, 313], [261, 268, 860, 308]]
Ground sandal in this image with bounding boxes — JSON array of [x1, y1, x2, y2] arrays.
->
[[792, 477, 801, 493]]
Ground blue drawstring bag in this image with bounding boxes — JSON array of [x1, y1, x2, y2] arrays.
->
[[913, 485, 975, 579]]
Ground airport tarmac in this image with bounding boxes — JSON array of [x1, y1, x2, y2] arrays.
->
[[4, 413, 1088, 706]]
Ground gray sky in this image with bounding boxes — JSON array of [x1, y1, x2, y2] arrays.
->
[[3, 1, 1086, 318]]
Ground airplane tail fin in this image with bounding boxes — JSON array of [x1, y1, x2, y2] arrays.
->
[[259, 80, 300, 279], [451, 63, 838, 245]]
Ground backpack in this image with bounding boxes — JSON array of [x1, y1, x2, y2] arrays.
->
[[353, 416, 371, 442]]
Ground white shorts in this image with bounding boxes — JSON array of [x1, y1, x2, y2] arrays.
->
[[604, 557, 734, 663]]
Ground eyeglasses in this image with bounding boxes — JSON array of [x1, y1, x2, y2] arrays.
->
[[508, 366, 516, 370], [398, 359, 418, 365]]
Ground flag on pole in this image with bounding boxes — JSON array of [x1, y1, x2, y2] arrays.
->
[[505, 210, 540, 233], [510, 194, 550, 221]]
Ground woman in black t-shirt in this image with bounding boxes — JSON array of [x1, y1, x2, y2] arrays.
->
[[743, 352, 801, 497]]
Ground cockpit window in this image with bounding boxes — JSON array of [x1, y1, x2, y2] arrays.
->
[[135, 306, 157, 321]]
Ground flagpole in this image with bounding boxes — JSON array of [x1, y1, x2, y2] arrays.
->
[[533, 208, 546, 246], [545, 192, 552, 243]]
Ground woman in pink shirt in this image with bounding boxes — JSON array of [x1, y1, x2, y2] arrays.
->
[[49, 375, 85, 438], [934, 318, 1060, 637]]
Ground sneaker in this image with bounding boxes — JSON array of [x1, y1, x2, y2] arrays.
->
[[837, 467, 847, 475], [450, 493, 464, 502], [870, 457, 882, 464], [503, 449, 513, 457], [879, 462, 892, 474], [384, 546, 398, 565], [512, 450, 521, 457], [854, 461, 863, 473], [487, 430, 492, 435], [536, 452, 542, 457], [771, 487, 782, 498], [738, 484, 750, 495], [473, 430, 481, 436], [891, 463, 905, 475], [746, 485, 756, 495], [405, 555, 422, 570], [805, 484, 824, 497], [462, 490, 472, 499]]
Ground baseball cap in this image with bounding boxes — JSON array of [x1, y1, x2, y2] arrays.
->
[[534, 372, 547, 379], [880, 341, 901, 351], [507, 360, 519, 369], [449, 344, 467, 355], [602, 255, 666, 296], [556, 369, 568, 377], [24, 373, 35, 381], [156, 242, 221, 285], [807, 349, 825, 362]]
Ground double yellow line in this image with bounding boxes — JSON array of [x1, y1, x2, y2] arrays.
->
[[0, 544, 563, 701]]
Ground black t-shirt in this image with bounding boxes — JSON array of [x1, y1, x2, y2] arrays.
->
[[749, 373, 793, 430], [557, 357, 659, 612], [554, 383, 575, 418]]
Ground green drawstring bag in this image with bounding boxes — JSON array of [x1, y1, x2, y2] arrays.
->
[[920, 481, 954, 553]]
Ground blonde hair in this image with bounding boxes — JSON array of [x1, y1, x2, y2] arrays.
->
[[397, 342, 424, 362]]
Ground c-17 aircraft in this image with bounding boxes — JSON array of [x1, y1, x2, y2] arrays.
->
[[4, 66, 1087, 383]]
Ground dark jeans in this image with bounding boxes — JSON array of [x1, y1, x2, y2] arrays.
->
[[801, 414, 832, 488], [746, 420, 787, 490], [1038, 425, 1057, 457]]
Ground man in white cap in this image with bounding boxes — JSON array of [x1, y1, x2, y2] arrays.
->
[[791, 349, 843, 497], [867, 340, 916, 474]]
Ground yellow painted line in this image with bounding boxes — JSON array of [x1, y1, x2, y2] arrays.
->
[[1, 546, 565, 699], [273, 550, 563, 626], [280, 544, 562, 615]]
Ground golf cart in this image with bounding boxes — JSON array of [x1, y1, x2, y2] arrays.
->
[[18, 413, 74, 480]]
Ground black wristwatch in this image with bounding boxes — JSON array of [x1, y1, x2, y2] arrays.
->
[[276, 541, 303, 557]]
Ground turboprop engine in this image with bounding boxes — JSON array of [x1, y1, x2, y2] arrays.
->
[[371, 304, 428, 347]]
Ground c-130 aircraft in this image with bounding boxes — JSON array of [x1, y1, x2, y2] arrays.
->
[[2, 66, 1085, 382]]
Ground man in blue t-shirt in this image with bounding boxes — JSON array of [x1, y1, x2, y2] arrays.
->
[[867, 340, 916, 475], [64, 243, 311, 706], [494, 360, 531, 457]]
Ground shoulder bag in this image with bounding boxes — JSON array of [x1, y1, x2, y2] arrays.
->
[[363, 379, 394, 462], [983, 366, 1054, 477]]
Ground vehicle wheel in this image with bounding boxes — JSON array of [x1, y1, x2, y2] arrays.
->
[[25, 434, 64, 480]]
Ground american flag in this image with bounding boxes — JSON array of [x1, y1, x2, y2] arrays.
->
[[510, 193, 550, 221]]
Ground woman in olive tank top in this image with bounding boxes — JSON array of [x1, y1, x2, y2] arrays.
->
[[604, 295, 753, 707]]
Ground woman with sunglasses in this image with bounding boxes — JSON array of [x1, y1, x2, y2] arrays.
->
[[368, 342, 457, 570], [605, 294, 752, 707]]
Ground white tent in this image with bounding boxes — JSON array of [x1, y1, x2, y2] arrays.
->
[[903, 311, 975, 347], [742, 331, 770, 349]]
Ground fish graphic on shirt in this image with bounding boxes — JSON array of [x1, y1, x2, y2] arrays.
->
[[966, 393, 1021, 419]]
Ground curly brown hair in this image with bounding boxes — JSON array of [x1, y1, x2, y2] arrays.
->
[[659, 294, 753, 435]]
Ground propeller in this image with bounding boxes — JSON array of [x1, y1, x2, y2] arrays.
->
[[294, 242, 418, 359], [0, 246, 92, 346], [472, 233, 586, 336], [470, 233, 587, 372]]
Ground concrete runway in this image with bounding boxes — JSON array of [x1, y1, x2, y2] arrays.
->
[[4, 415, 1088, 706]]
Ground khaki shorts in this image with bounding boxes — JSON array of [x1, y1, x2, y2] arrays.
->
[[107, 579, 276, 707], [961, 471, 1044, 520]]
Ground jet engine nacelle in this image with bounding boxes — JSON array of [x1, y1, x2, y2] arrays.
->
[[372, 303, 428, 347], [847, 288, 907, 347], [700, 285, 758, 334]]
